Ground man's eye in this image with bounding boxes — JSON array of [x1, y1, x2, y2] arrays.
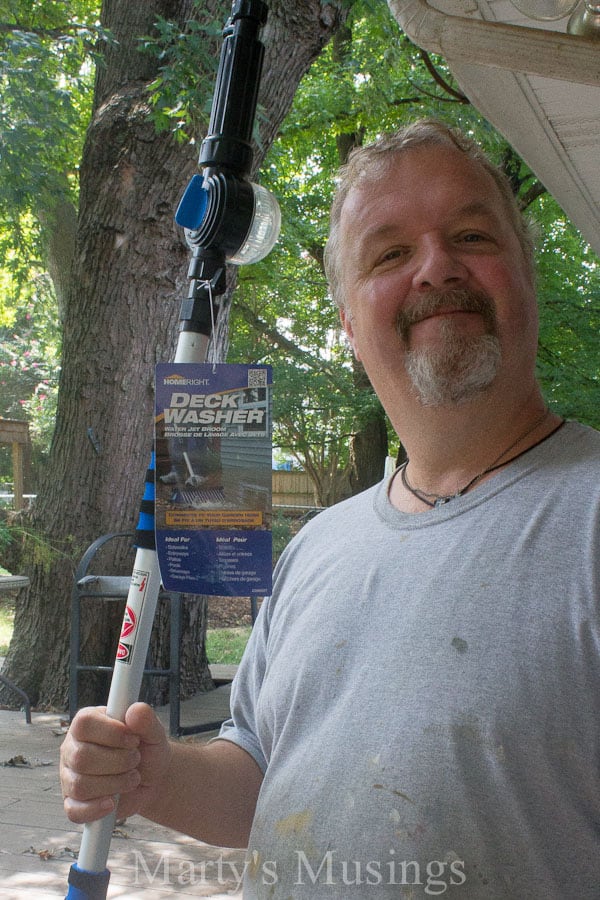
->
[[377, 248, 408, 264], [460, 232, 489, 244]]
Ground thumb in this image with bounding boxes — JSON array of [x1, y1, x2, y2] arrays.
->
[[121, 702, 171, 817], [124, 701, 167, 748]]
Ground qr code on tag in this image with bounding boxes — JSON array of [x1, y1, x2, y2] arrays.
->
[[248, 368, 267, 388]]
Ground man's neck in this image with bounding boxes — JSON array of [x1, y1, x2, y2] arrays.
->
[[388, 387, 562, 513]]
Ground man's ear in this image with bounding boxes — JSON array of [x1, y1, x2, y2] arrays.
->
[[340, 306, 361, 362]]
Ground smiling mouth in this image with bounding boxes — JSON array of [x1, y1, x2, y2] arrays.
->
[[422, 308, 477, 320], [407, 309, 484, 339], [396, 290, 498, 343], [419, 309, 485, 327]]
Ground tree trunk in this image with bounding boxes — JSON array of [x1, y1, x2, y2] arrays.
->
[[348, 409, 389, 492], [332, 20, 388, 496], [0, 0, 348, 709], [348, 363, 389, 493]]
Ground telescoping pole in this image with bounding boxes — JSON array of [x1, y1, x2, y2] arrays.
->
[[65, 3, 278, 897]]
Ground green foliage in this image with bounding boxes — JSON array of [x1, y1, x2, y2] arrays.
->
[[0, 517, 11, 555], [272, 510, 293, 564], [0, 515, 80, 572], [205, 626, 251, 665], [141, 1, 225, 140], [0, 0, 103, 475], [533, 195, 600, 427], [0, 597, 15, 655], [0, 1, 101, 261], [0, 271, 61, 475]]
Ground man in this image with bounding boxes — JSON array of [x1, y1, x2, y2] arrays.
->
[[61, 120, 600, 897]]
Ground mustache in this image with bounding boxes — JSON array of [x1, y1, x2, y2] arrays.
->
[[396, 289, 498, 342]]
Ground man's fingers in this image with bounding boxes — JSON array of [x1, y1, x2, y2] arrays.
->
[[68, 706, 140, 749], [60, 702, 168, 826], [63, 740, 141, 777], [63, 765, 141, 802], [61, 763, 142, 824], [63, 795, 116, 826]]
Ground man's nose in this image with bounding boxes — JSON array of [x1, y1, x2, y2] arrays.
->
[[411, 237, 468, 291]]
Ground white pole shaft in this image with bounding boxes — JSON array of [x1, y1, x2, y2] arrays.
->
[[76, 548, 162, 871], [76, 329, 210, 873]]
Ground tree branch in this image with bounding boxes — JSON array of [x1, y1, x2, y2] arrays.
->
[[0, 21, 96, 40], [519, 180, 547, 210], [235, 300, 348, 388], [500, 145, 547, 208], [418, 50, 469, 103]]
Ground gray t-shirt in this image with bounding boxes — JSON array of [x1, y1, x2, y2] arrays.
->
[[219, 421, 600, 898]]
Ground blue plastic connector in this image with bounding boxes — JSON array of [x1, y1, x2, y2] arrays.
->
[[175, 174, 209, 229]]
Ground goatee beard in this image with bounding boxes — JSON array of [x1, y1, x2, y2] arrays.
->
[[397, 289, 502, 407]]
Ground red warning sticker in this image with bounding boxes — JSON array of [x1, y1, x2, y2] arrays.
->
[[116, 568, 151, 667], [117, 642, 131, 661], [120, 605, 136, 639], [132, 569, 148, 593]]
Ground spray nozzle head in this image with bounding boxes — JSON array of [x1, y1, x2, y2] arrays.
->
[[175, 172, 280, 265]]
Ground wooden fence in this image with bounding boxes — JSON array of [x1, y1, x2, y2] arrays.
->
[[272, 470, 317, 509]]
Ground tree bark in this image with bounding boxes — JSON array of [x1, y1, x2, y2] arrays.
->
[[331, 19, 389, 495], [348, 405, 389, 493], [0, 0, 348, 709]]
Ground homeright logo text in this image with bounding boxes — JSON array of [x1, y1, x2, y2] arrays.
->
[[163, 376, 211, 386]]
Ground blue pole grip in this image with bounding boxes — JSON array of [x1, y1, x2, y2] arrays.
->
[[66, 863, 110, 899], [134, 451, 156, 550]]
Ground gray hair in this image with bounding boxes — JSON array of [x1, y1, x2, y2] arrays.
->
[[323, 119, 535, 309]]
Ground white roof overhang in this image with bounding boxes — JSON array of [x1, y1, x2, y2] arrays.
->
[[388, 0, 600, 256]]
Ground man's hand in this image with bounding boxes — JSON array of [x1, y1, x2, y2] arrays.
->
[[61, 701, 263, 846], [60, 702, 171, 824]]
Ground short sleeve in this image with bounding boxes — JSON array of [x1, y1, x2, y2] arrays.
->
[[213, 595, 272, 774]]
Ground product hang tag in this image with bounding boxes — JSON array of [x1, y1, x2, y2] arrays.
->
[[155, 363, 273, 596]]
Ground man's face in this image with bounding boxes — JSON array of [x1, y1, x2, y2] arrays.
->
[[337, 145, 539, 410]]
